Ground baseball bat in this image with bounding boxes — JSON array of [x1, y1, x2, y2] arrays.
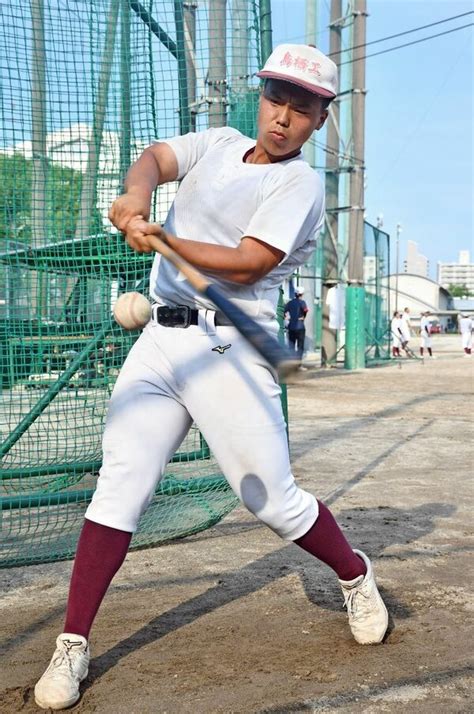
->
[[146, 234, 301, 381]]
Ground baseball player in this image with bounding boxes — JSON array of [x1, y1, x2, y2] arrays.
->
[[459, 313, 473, 356], [390, 310, 403, 357], [419, 311, 435, 358], [284, 286, 308, 364], [400, 307, 411, 347], [35, 44, 388, 710]]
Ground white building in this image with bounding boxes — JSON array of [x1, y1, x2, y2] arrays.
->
[[437, 251, 474, 294], [385, 273, 454, 330], [404, 240, 429, 277]]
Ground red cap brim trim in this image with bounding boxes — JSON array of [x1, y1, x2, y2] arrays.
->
[[256, 70, 336, 98]]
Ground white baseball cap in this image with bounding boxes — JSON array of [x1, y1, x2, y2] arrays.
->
[[295, 286, 305, 295], [257, 44, 338, 99]]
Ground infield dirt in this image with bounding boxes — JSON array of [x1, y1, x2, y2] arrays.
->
[[1, 334, 473, 713]]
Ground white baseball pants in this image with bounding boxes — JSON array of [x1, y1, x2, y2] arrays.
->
[[86, 314, 318, 540], [462, 332, 472, 350]]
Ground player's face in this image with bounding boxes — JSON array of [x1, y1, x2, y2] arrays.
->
[[255, 79, 328, 162]]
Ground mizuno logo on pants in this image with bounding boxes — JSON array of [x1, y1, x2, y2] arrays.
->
[[212, 344, 232, 355]]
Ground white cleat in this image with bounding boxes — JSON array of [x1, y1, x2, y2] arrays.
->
[[34, 633, 90, 710], [339, 550, 388, 645]]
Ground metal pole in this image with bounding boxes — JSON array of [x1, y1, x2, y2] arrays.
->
[[395, 223, 402, 311], [120, 0, 131, 182], [321, 0, 341, 366], [374, 214, 384, 357], [30, 0, 47, 318], [208, 0, 227, 128], [345, 0, 367, 370], [259, 0, 273, 63]]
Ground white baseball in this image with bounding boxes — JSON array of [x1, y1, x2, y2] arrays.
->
[[113, 292, 152, 330]]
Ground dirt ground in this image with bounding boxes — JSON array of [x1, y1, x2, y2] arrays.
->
[[1, 334, 473, 713]]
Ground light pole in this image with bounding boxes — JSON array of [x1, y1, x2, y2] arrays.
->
[[395, 223, 402, 312]]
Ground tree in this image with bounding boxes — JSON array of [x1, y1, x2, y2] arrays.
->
[[448, 283, 473, 298], [0, 153, 103, 249]]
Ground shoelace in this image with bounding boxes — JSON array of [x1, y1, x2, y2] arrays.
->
[[49, 648, 77, 680], [343, 586, 370, 618]]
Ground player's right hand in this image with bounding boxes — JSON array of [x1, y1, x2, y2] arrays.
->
[[124, 216, 162, 254], [108, 191, 151, 233]]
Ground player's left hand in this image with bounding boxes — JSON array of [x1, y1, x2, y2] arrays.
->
[[124, 216, 168, 254]]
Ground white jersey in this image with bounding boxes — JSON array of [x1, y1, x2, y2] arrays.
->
[[391, 317, 404, 347], [150, 127, 325, 322], [460, 317, 473, 334], [420, 316, 431, 335], [400, 312, 411, 340], [391, 317, 403, 336]]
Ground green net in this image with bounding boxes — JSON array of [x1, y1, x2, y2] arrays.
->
[[364, 221, 391, 363], [0, 0, 268, 568], [304, 220, 391, 363]]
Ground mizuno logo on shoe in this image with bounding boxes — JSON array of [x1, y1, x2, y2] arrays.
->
[[62, 639, 84, 651], [212, 344, 231, 355]]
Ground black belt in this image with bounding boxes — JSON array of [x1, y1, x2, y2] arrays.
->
[[152, 305, 232, 328]]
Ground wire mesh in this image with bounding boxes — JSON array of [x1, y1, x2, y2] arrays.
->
[[364, 221, 391, 362], [0, 0, 266, 567]]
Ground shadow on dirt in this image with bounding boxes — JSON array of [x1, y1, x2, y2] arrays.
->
[[84, 500, 455, 688]]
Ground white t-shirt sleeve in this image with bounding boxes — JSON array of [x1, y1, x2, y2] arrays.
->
[[159, 127, 242, 180], [243, 164, 324, 259]]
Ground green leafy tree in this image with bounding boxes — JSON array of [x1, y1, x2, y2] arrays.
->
[[0, 153, 103, 249], [448, 283, 473, 298]]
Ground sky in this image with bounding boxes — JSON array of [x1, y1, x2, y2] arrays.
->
[[271, 0, 473, 278]]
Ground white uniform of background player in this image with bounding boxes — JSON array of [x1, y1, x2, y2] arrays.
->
[[459, 315, 473, 356], [391, 311, 403, 357], [34, 44, 388, 712], [400, 308, 411, 346], [419, 312, 434, 358]]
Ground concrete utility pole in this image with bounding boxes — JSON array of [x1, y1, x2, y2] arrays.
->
[[75, 0, 120, 242], [303, 0, 317, 167], [183, 2, 197, 131], [231, 0, 249, 96], [345, 0, 367, 369], [321, 0, 341, 367], [208, 0, 227, 127]]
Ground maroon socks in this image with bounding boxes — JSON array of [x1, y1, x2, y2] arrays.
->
[[64, 503, 365, 641], [64, 519, 132, 639], [294, 500, 367, 581]]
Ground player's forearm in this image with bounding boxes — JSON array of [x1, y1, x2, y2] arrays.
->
[[166, 235, 263, 285]]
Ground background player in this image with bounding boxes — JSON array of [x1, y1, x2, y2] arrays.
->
[[420, 311, 435, 358], [459, 313, 473, 356], [391, 310, 403, 357], [34, 44, 388, 710], [400, 307, 412, 352], [284, 286, 308, 366]]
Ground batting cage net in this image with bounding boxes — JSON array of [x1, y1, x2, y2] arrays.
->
[[0, 0, 270, 568], [363, 222, 391, 363], [297, 220, 391, 363]]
